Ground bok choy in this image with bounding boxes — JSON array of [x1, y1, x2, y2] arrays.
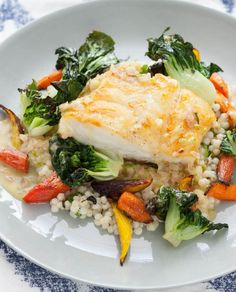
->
[[20, 31, 119, 136], [146, 28, 222, 104]]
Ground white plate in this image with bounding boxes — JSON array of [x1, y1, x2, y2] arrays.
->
[[0, 0, 236, 289]]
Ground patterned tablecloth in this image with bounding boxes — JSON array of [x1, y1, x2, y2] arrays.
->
[[0, 0, 236, 291]]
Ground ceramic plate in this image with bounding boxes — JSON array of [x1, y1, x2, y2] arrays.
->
[[0, 0, 236, 289]]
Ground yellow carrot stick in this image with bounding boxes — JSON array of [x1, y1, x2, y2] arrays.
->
[[112, 202, 132, 265]]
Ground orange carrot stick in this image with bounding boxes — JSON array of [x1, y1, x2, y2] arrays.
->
[[228, 115, 236, 129], [215, 93, 231, 113], [217, 154, 235, 184], [23, 172, 70, 203], [207, 183, 236, 201], [37, 70, 63, 90], [210, 72, 229, 98], [118, 192, 153, 223], [0, 149, 29, 173]]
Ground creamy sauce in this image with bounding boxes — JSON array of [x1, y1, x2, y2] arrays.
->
[[0, 119, 38, 200]]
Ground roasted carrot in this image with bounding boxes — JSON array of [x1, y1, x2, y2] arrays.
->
[[112, 202, 132, 265], [117, 192, 153, 224], [23, 172, 70, 203], [214, 94, 236, 127], [217, 154, 235, 184], [228, 115, 235, 129], [0, 149, 28, 173], [178, 175, 193, 192], [207, 183, 236, 201], [215, 93, 232, 113], [210, 72, 229, 98], [37, 70, 63, 90]]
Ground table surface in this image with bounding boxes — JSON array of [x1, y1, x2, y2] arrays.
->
[[0, 0, 236, 291]]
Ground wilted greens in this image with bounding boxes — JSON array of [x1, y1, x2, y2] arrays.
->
[[146, 186, 198, 221], [53, 31, 119, 102], [146, 28, 222, 104], [20, 31, 119, 136], [49, 135, 123, 187], [220, 129, 236, 157], [19, 81, 60, 136], [146, 186, 228, 247]]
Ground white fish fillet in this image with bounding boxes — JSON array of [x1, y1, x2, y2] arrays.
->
[[59, 61, 216, 164]]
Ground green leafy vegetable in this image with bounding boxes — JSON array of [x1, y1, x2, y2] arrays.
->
[[54, 31, 119, 101], [19, 81, 60, 136], [163, 196, 228, 247], [78, 31, 118, 77], [146, 28, 222, 104], [55, 47, 77, 70], [146, 186, 198, 221], [20, 31, 119, 136], [220, 129, 236, 157], [146, 186, 228, 247], [19, 80, 40, 112], [49, 135, 123, 187]]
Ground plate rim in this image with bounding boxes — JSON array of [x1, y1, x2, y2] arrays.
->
[[1, 0, 236, 289]]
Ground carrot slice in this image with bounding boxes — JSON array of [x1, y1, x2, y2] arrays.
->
[[112, 202, 132, 265], [228, 115, 236, 129], [217, 154, 235, 184], [37, 70, 63, 90], [117, 192, 153, 223], [210, 72, 229, 98], [23, 172, 70, 203], [178, 175, 193, 192], [214, 94, 236, 126], [0, 149, 28, 173], [215, 93, 231, 113], [207, 183, 236, 201]]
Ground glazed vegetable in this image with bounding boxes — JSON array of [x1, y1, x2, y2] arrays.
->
[[23, 172, 70, 203], [0, 149, 29, 173], [49, 135, 123, 187], [228, 114, 236, 129], [217, 154, 235, 184], [0, 105, 24, 149], [20, 31, 119, 136], [91, 178, 152, 199], [220, 129, 236, 157], [178, 175, 193, 192], [112, 203, 132, 265], [54, 31, 119, 102], [146, 28, 222, 104], [215, 93, 232, 113], [163, 194, 228, 247], [37, 70, 63, 90], [210, 72, 229, 98], [146, 186, 198, 220], [207, 183, 236, 201], [117, 192, 153, 223]]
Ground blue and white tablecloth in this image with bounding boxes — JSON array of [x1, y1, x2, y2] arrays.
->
[[0, 0, 236, 291]]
